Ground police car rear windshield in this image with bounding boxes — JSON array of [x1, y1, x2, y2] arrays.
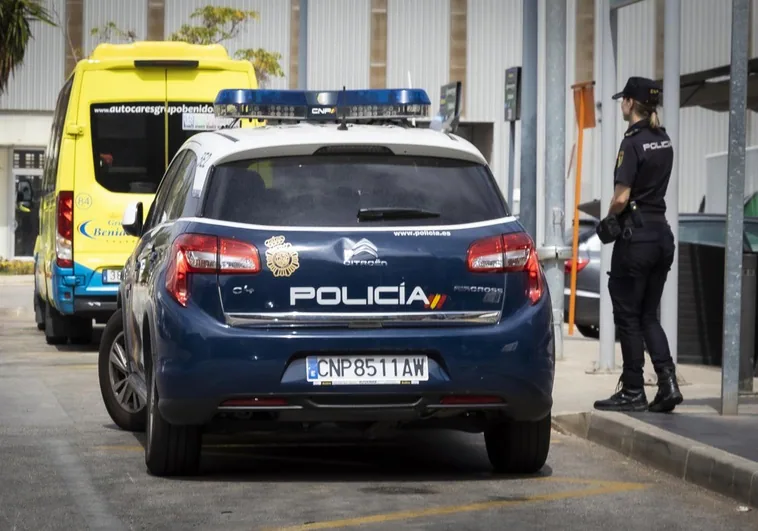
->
[[202, 155, 509, 227]]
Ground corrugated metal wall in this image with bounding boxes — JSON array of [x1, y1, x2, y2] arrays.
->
[[677, 0, 758, 212], [466, 0, 523, 193], [164, 0, 290, 89], [576, 0, 758, 212], [0, 0, 66, 112], [83, 0, 147, 56], [306, 0, 370, 90], [386, 0, 449, 97]]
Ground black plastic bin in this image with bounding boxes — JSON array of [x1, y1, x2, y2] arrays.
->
[[677, 242, 758, 378]]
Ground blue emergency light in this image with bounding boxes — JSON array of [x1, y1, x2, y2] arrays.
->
[[213, 88, 431, 122]]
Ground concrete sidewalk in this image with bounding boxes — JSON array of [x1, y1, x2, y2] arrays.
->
[[0, 274, 33, 286], [554, 330, 758, 508]]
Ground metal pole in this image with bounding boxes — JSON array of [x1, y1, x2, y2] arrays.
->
[[508, 121, 516, 208], [298, 0, 308, 90], [519, 0, 539, 238], [721, 0, 750, 416], [661, 0, 681, 365], [597, 0, 617, 372], [543, 0, 568, 361]]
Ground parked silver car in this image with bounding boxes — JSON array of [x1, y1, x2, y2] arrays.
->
[[563, 212, 758, 338]]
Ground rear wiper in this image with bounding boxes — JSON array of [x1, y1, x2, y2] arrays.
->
[[357, 207, 441, 221]]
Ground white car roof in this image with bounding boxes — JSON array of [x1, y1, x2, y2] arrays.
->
[[185, 122, 489, 196]]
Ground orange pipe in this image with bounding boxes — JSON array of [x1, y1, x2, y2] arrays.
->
[[568, 88, 585, 335]]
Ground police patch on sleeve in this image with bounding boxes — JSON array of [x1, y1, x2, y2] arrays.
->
[[616, 150, 624, 169]]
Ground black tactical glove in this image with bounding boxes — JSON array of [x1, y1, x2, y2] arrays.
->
[[596, 214, 622, 244]]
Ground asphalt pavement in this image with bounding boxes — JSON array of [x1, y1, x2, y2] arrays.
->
[[0, 281, 756, 530]]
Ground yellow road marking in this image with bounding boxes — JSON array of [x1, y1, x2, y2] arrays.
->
[[265, 479, 648, 530]]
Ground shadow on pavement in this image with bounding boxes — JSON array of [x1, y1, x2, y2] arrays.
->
[[53, 326, 104, 353], [123, 429, 555, 483]]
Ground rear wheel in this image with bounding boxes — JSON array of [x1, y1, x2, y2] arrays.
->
[[98, 310, 146, 432], [68, 317, 93, 345], [33, 293, 45, 331], [44, 304, 68, 345], [485, 414, 551, 474], [145, 367, 202, 477]]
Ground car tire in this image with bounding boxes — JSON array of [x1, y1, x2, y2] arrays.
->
[[576, 325, 600, 339], [44, 304, 68, 345], [34, 293, 45, 331], [98, 310, 146, 432], [145, 366, 201, 477], [484, 414, 551, 474]]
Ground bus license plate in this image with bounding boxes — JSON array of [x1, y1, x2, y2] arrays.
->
[[103, 269, 122, 284]]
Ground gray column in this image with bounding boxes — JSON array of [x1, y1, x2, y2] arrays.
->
[[721, 0, 750, 416], [661, 0, 680, 365], [519, 0, 539, 238], [543, 0, 568, 360], [597, 0, 618, 371]]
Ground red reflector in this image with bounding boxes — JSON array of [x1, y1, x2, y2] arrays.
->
[[564, 256, 589, 274], [439, 395, 503, 405], [220, 397, 289, 407]]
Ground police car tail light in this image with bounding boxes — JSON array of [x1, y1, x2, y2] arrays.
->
[[166, 234, 260, 307], [218, 238, 261, 274], [55, 191, 74, 268], [467, 232, 544, 304]]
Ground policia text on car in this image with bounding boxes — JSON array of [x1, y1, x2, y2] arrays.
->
[[593, 76, 684, 413]]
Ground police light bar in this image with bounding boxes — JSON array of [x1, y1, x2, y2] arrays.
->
[[214, 88, 431, 121]]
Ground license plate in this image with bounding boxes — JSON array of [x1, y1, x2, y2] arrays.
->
[[306, 355, 429, 385], [102, 269, 122, 284]]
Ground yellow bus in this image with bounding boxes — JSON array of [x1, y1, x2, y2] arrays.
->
[[29, 41, 258, 345]]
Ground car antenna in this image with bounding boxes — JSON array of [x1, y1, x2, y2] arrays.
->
[[337, 85, 348, 131]]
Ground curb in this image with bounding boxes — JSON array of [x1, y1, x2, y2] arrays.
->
[[552, 411, 758, 508]]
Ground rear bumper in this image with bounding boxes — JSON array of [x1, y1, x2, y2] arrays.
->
[[48, 264, 117, 319], [152, 291, 555, 427]]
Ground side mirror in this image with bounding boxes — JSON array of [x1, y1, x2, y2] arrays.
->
[[122, 202, 144, 238], [16, 181, 33, 211]]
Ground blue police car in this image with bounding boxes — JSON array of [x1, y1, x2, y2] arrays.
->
[[97, 88, 555, 476]]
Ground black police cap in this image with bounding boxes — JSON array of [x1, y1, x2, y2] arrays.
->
[[612, 76, 661, 106]]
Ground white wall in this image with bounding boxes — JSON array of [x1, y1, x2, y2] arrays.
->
[[307, 0, 371, 90], [466, 0, 524, 200], [387, 0, 450, 99], [0, 114, 54, 147], [83, 0, 148, 56], [0, 0, 65, 111], [0, 147, 10, 258], [164, 0, 291, 89]]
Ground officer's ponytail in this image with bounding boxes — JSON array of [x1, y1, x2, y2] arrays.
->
[[648, 109, 661, 129], [632, 100, 661, 129]]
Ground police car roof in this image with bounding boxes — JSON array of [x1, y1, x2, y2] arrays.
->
[[192, 123, 488, 167]]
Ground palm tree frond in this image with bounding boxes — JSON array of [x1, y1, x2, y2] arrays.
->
[[0, 0, 57, 95]]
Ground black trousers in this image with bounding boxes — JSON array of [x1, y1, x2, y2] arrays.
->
[[608, 223, 676, 388]]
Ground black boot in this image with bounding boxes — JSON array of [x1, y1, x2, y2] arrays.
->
[[648, 367, 683, 413], [594, 380, 648, 412]]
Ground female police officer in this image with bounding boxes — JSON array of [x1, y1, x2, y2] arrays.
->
[[593, 76, 684, 413]]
